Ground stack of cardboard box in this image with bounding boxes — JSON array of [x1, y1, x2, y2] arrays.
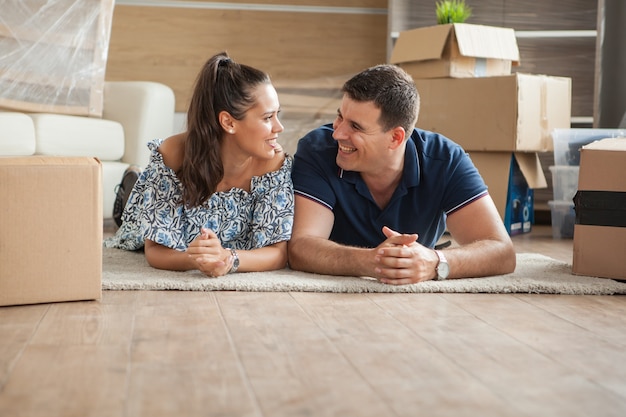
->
[[390, 23, 572, 236], [573, 138, 626, 280], [548, 128, 626, 239]]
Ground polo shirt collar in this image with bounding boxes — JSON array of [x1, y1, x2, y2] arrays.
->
[[403, 135, 420, 188]]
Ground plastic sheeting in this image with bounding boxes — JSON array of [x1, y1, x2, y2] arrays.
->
[[0, 0, 115, 117]]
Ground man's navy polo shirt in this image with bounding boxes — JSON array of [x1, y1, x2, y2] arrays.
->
[[291, 124, 488, 249]]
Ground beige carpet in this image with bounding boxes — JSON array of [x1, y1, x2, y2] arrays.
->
[[102, 248, 626, 295]]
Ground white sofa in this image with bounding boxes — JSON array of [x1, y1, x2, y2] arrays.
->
[[0, 81, 176, 219]]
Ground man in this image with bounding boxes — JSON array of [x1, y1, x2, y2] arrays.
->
[[288, 64, 516, 285]]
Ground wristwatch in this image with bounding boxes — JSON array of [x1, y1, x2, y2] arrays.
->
[[229, 248, 239, 273], [435, 250, 450, 281]]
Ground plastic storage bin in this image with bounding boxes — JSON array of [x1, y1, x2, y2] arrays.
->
[[548, 200, 576, 239], [549, 165, 580, 201], [551, 128, 626, 166]]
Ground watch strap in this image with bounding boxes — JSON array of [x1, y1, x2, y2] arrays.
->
[[229, 248, 239, 273]]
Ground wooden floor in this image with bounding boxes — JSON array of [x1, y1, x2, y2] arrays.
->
[[1, 225, 625, 417]]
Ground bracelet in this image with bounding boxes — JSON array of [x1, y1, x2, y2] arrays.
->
[[229, 248, 239, 273]]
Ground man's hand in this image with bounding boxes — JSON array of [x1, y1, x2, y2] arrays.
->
[[373, 226, 438, 285]]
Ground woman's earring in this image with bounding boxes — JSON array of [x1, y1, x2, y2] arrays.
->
[[229, 129, 234, 134]]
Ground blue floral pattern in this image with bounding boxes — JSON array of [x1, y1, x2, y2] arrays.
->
[[104, 138, 294, 252]]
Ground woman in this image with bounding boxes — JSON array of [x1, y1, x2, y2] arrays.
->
[[105, 52, 293, 277]]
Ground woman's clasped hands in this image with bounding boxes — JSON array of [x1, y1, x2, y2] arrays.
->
[[187, 228, 234, 277]]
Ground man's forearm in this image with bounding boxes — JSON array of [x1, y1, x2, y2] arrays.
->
[[442, 238, 516, 279], [288, 236, 375, 277]]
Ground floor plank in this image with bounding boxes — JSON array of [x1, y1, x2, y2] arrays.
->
[[127, 291, 261, 417], [0, 345, 129, 417], [291, 292, 522, 417], [0, 304, 49, 388], [216, 291, 394, 416], [517, 295, 626, 345], [30, 300, 134, 346], [442, 294, 626, 414]]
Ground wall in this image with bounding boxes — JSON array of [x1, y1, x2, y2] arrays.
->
[[595, 0, 626, 127], [105, 0, 388, 112]]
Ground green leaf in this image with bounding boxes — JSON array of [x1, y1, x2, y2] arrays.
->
[[435, 0, 473, 24]]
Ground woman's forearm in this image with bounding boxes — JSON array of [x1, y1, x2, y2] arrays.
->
[[236, 242, 288, 272], [144, 239, 288, 273], [144, 240, 196, 271]]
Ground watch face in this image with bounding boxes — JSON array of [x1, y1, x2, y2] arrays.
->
[[438, 262, 450, 279]]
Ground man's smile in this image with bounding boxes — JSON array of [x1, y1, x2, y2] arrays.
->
[[338, 143, 357, 153]]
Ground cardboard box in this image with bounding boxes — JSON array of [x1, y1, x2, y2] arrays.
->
[[573, 138, 626, 280], [0, 156, 102, 306], [415, 73, 572, 152], [390, 23, 520, 79], [469, 152, 547, 236]]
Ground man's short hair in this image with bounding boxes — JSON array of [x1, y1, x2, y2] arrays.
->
[[342, 64, 420, 133]]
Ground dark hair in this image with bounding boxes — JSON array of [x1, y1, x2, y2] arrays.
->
[[181, 52, 271, 207], [341, 64, 419, 133]]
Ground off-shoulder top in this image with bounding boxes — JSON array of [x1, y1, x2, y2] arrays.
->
[[104, 138, 294, 251]]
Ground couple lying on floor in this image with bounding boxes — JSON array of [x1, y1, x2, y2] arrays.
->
[[105, 52, 515, 285]]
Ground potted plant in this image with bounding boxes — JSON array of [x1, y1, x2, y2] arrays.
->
[[435, 0, 472, 24]]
